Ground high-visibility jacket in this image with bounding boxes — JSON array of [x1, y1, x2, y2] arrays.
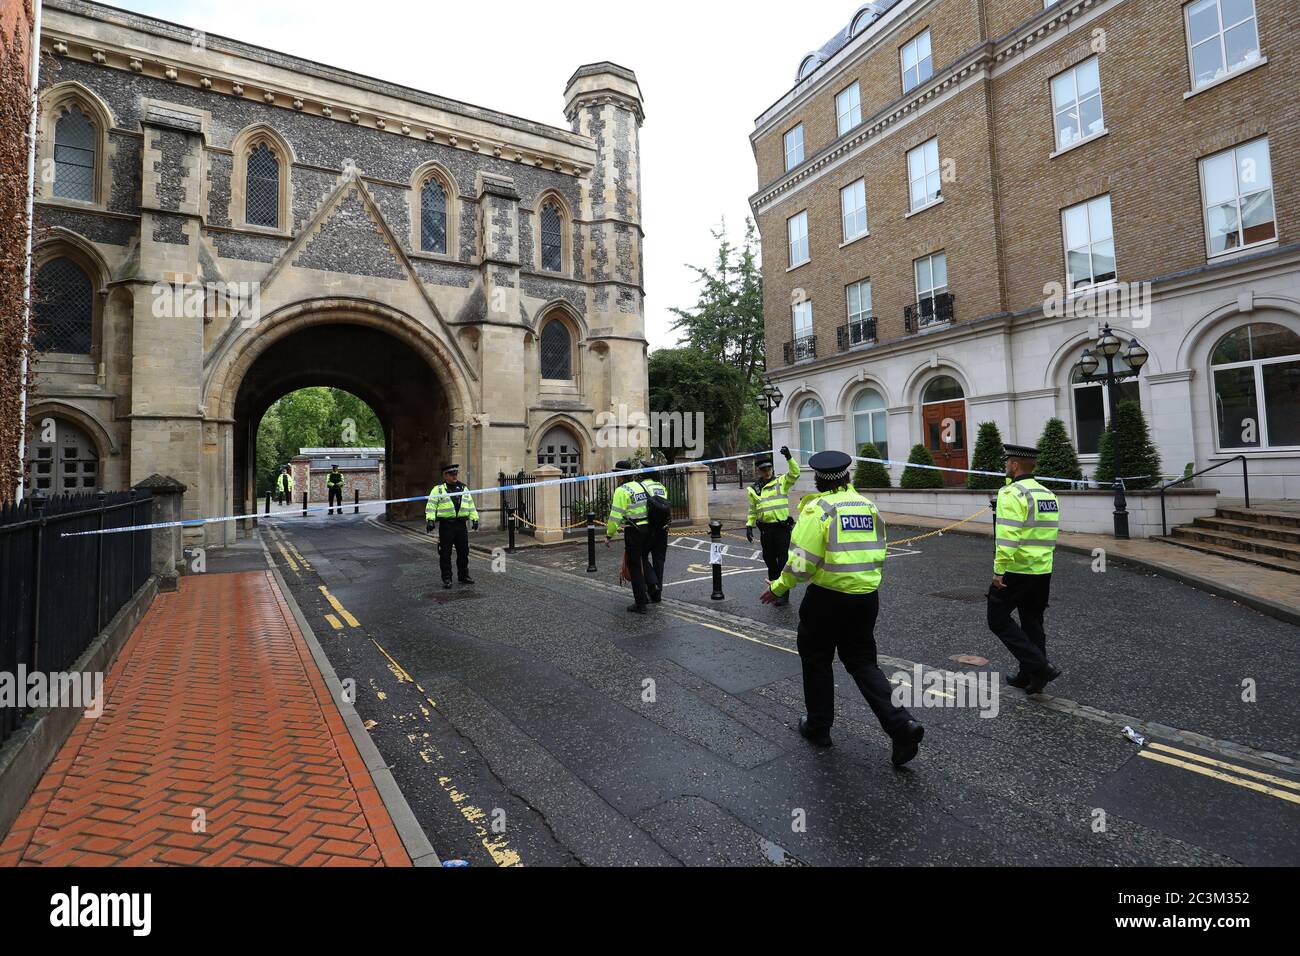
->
[[746, 458, 801, 527], [277, 472, 294, 493], [426, 483, 479, 522], [606, 480, 652, 537], [994, 477, 1060, 575], [771, 486, 886, 597], [327, 470, 344, 489]]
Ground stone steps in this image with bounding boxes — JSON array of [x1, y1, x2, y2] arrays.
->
[[1158, 506, 1300, 576]]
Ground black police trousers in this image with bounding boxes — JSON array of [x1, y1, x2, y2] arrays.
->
[[624, 524, 658, 607], [648, 527, 668, 598], [796, 585, 913, 737], [437, 518, 471, 582], [328, 486, 343, 514], [987, 572, 1052, 674], [756, 520, 792, 582]]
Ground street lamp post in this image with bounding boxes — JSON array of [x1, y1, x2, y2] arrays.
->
[[1075, 323, 1149, 539], [760, 380, 784, 456]]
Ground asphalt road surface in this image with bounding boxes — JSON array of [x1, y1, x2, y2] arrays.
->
[[244, 513, 1300, 867]]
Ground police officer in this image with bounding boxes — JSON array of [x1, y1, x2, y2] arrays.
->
[[746, 446, 800, 606], [988, 444, 1062, 695], [326, 463, 344, 515], [606, 460, 657, 614], [760, 450, 924, 767], [639, 465, 671, 604], [426, 464, 479, 589], [276, 466, 294, 505]]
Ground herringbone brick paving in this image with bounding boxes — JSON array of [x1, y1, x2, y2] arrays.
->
[[0, 571, 410, 867]]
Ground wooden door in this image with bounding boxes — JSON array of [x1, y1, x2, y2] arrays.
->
[[923, 400, 968, 487]]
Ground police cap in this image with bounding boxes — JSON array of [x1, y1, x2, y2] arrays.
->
[[614, 459, 635, 472], [441, 463, 460, 474], [809, 450, 853, 481], [755, 458, 774, 470], [1002, 444, 1040, 460]]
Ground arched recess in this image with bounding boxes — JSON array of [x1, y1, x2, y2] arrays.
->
[[535, 303, 584, 384], [26, 400, 119, 458], [38, 81, 115, 206], [902, 358, 973, 406], [1043, 327, 1163, 389], [1176, 295, 1300, 370], [31, 232, 110, 359], [230, 124, 294, 232], [410, 161, 459, 256], [528, 416, 592, 476], [532, 190, 573, 275], [833, 372, 892, 415]]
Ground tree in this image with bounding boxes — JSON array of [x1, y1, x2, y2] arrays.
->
[[666, 218, 766, 456], [966, 421, 1006, 490], [853, 443, 891, 489], [900, 444, 944, 489], [326, 388, 384, 446], [254, 387, 383, 495], [1035, 418, 1084, 487], [647, 348, 747, 462], [1093, 400, 1162, 490]]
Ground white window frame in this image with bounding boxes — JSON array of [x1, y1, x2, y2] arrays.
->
[[840, 179, 868, 243], [900, 29, 933, 94], [1070, 358, 1142, 458], [1050, 57, 1105, 153], [792, 299, 813, 340], [797, 398, 826, 465], [852, 388, 888, 459], [1209, 326, 1300, 454], [1199, 136, 1276, 260], [846, 279, 873, 347], [784, 124, 805, 172], [1183, 0, 1262, 92], [907, 137, 941, 213], [913, 251, 948, 328], [1061, 194, 1116, 293], [836, 82, 862, 136], [787, 210, 810, 268]]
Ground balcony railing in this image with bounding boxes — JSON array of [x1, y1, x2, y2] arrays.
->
[[904, 292, 955, 333], [837, 318, 876, 351], [783, 334, 817, 365]]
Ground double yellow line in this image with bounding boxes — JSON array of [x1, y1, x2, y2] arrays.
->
[[1139, 742, 1300, 805]]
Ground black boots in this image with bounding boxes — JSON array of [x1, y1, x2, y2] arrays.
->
[[1024, 665, 1062, 696], [798, 717, 832, 749], [891, 720, 925, 768]]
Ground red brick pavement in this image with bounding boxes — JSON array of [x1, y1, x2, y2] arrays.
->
[[0, 571, 411, 867]]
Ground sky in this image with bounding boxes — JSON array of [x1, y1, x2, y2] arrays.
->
[[107, 0, 859, 350]]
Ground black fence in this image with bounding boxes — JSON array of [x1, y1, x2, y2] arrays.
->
[[561, 470, 690, 530], [0, 491, 153, 747], [498, 471, 537, 537]]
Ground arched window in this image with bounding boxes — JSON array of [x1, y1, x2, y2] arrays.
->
[[245, 143, 280, 228], [33, 257, 93, 354], [420, 177, 448, 254], [797, 398, 825, 464], [541, 201, 564, 272], [54, 104, 97, 202], [1211, 322, 1300, 450], [851, 7, 877, 36], [26, 417, 99, 494], [1071, 355, 1141, 455], [922, 375, 963, 404], [540, 319, 573, 380], [852, 388, 888, 460], [537, 426, 582, 476]]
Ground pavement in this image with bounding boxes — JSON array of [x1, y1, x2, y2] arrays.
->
[[0, 570, 412, 867], [239, 510, 1298, 866]]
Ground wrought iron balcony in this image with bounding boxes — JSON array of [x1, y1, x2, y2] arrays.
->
[[783, 334, 817, 365], [904, 292, 955, 333], [837, 318, 876, 351]]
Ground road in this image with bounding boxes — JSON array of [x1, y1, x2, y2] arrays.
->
[[247, 512, 1300, 867]]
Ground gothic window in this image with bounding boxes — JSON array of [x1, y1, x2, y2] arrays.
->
[[540, 319, 573, 380], [54, 104, 97, 202], [33, 257, 93, 355], [246, 143, 280, 228], [421, 177, 448, 254], [541, 201, 564, 272]]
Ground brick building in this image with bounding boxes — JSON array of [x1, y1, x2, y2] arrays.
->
[[752, 0, 1299, 499], [286, 448, 386, 505], [24, 0, 647, 543]]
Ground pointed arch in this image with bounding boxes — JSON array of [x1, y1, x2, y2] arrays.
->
[[410, 161, 459, 257], [30, 232, 109, 359], [230, 124, 294, 232], [38, 81, 116, 207], [532, 189, 573, 275]]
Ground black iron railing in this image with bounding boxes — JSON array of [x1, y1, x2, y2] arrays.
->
[[1159, 456, 1249, 537], [783, 335, 817, 365], [904, 292, 955, 333], [498, 470, 536, 538], [0, 491, 153, 747], [837, 318, 876, 351]]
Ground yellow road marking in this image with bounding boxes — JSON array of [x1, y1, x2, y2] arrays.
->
[[324, 613, 343, 630], [1138, 750, 1300, 805], [370, 637, 414, 684], [1147, 742, 1300, 792], [680, 617, 797, 656], [275, 541, 299, 573], [318, 585, 360, 627]]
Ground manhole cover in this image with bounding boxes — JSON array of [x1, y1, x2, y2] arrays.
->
[[950, 654, 990, 666], [929, 587, 987, 603]]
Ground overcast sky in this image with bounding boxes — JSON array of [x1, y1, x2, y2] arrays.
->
[[108, 0, 857, 350]]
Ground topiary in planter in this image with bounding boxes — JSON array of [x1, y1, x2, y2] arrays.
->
[[853, 443, 892, 489], [900, 444, 945, 490], [1094, 400, 1162, 491], [966, 421, 1006, 490], [1034, 417, 1084, 489]]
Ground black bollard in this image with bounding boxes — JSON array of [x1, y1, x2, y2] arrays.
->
[[507, 507, 517, 554], [302, 491, 307, 518], [709, 520, 724, 601], [265, 491, 271, 515], [586, 511, 597, 573], [354, 489, 360, 515], [711, 469, 717, 491]]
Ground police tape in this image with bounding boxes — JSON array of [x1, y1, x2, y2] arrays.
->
[[791, 448, 1157, 486], [57, 450, 774, 539]]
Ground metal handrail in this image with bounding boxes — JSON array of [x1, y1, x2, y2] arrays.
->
[[1159, 455, 1249, 536]]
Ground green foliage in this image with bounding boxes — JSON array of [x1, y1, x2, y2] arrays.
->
[[966, 421, 1006, 490], [900, 444, 944, 490], [1093, 400, 1162, 490], [568, 488, 613, 525], [254, 387, 383, 495], [648, 348, 747, 462], [1034, 418, 1084, 487], [852, 443, 891, 489]]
